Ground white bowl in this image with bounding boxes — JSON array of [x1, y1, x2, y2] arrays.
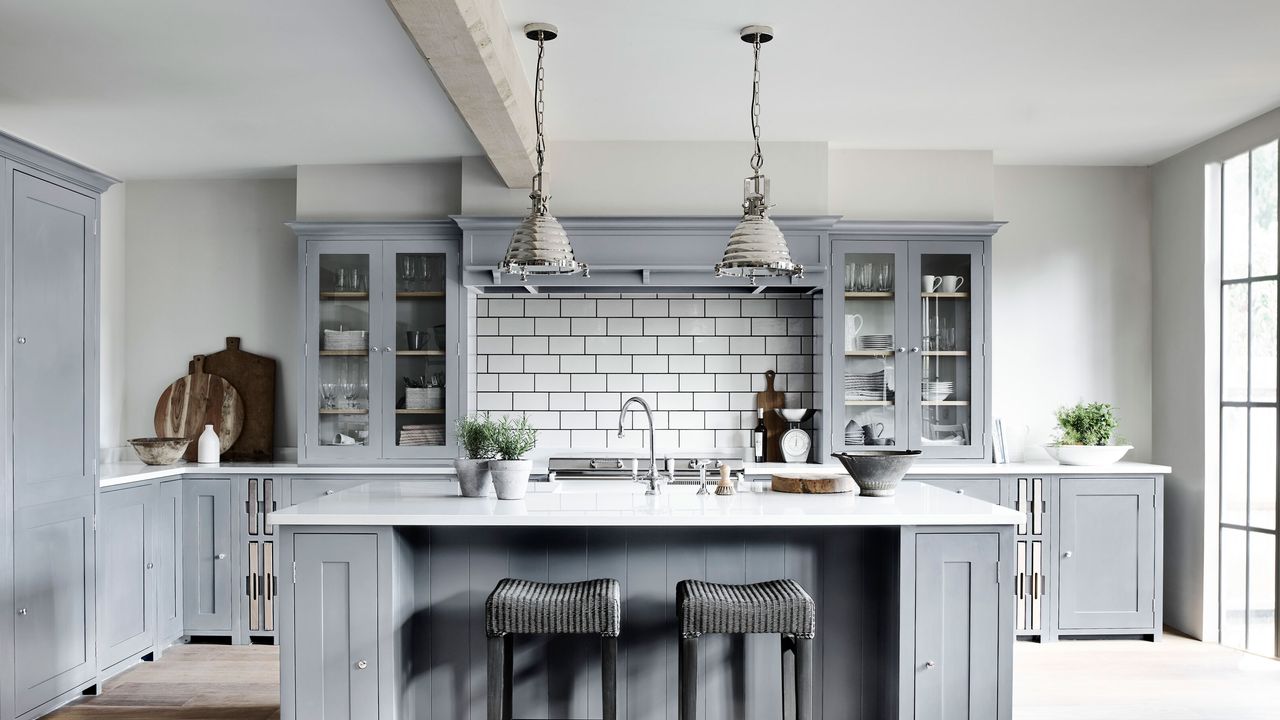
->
[[776, 408, 809, 423], [1044, 444, 1132, 466]]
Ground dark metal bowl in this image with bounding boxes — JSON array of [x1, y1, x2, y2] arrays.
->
[[831, 451, 922, 496]]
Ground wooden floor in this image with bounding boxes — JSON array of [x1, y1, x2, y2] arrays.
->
[[45, 632, 1280, 719]]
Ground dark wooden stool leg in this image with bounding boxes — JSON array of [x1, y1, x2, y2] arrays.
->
[[679, 635, 698, 720], [781, 634, 796, 720], [487, 636, 505, 720], [502, 636, 513, 720], [794, 636, 813, 720], [602, 636, 618, 720]]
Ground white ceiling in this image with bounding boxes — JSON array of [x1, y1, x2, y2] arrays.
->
[[0, 0, 480, 179], [504, 0, 1280, 165], [2, 0, 1280, 178]]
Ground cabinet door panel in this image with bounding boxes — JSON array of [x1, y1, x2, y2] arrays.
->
[[14, 497, 96, 714], [11, 171, 96, 507], [914, 533, 1001, 720], [293, 533, 380, 720], [99, 485, 156, 669], [183, 478, 234, 632], [157, 479, 184, 643], [1057, 478, 1156, 630]]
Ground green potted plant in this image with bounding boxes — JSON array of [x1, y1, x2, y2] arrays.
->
[[1046, 402, 1132, 465], [490, 414, 538, 500], [454, 413, 498, 497]]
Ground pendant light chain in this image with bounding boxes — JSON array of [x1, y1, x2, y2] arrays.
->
[[532, 36, 547, 205], [750, 38, 764, 174]]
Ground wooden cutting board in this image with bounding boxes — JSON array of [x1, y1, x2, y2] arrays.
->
[[757, 370, 786, 462], [195, 337, 277, 462], [155, 355, 245, 462], [770, 473, 855, 494]]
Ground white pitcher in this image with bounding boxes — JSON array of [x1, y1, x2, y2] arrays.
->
[[844, 314, 864, 351]]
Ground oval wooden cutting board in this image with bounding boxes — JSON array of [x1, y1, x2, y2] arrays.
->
[[770, 473, 855, 494], [154, 355, 245, 462]]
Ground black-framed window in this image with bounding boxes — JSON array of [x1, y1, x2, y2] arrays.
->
[[1215, 139, 1278, 657]]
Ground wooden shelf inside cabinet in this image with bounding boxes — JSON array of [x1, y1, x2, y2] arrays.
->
[[395, 408, 444, 415], [844, 400, 894, 406], [319, 349, 369, 357], [844, 291, 893, 299], [921, 400, 970, 406], [922, 350, 969, 357], [395, 291, 445, 299], [845, 350, 894, 357], [396, 350, 446, 356], [921, 292, 970, 299], [319, 291, 369, 300], [318, 408, 369, 415]]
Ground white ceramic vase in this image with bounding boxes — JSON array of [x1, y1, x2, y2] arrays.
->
[[489, 459, 533, 500], [1044, 443, 1132, 466], [197, 424, 220, 465], [454, 458, 493, 497]]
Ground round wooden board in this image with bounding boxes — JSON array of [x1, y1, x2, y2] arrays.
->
[[153, 356, 245, 462], [770, 473, 855, 494]]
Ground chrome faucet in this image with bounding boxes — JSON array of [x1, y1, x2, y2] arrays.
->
[[617, 396, 662, 495]]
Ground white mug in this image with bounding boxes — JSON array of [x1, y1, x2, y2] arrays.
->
[[844, 314, 864, 350], [941, 275, 965, 293], [922, 275, 942, 293]]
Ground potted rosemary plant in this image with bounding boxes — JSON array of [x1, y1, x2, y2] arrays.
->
[[1045, 402, 1132, 465], [490, 414, 538, 500], [454, 413, 497, 497]]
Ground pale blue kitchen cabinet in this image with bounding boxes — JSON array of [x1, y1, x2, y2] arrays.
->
[[97, 484, 157, 673], [183, 478, 236, 636], [156, 479, 185, 647]]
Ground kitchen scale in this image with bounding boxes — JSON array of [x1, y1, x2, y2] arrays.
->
[[774, 408, 816, 463]]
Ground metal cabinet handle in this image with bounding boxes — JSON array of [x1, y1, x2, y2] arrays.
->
[[896, 346, 906, 353], [910, 347, 921, 353], [383, 346, 393, 353], [356, 660, 368, 670], [956, 489, 965, 495], [216, 553, 228, 560], [324, 489, 336, 496], [370, 347, 380, 354], [146, 562, 155, 570], [17, 608, 27, 616], [15, 337, 26, 345], [1063, 551, 1073, 558], [924, 660, 936, 669]]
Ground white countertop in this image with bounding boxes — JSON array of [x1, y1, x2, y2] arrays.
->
[[268, 479, 1024, 528], [99, 458, 1170, 489]]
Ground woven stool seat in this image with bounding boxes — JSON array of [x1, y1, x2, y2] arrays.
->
[[677, 579, 815, 639], [486, 578, 621, 637]]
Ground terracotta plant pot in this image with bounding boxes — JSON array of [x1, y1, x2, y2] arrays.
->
[[489, 459, 533, 500], [454, 458, 493, 497]]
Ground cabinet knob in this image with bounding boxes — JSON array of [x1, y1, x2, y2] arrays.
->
[[325, 490, 336, 496], [384, 346, 393, 353], [17, 608, 27, 616], [370, 347, 380, 354], [956, 489, 965, 495], [924, 660, 936, 669], [216, 553, 228, 560], [1063, 551, 1073, 558], [910, 346, 921, 353], [146, 562, 155, 569], [356, 660, 368, 670], [896, 347, 906, 353], [15, 337, 26, 345]]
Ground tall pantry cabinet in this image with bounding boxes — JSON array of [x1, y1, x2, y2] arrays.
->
[[0, 131, 115, 720]]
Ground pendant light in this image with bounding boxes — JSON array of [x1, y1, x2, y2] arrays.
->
[[499, 22, 588, 280], [714, 25, 803, 284]]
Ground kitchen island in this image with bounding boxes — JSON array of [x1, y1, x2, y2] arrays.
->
[[270, 480, 1022, 720]]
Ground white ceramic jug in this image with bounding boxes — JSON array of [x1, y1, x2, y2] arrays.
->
[[197, 424, 220, 465]]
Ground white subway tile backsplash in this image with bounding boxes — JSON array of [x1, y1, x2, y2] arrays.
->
[[475, 291, 815, 448]]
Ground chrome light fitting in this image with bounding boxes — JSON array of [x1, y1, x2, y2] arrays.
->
[[499, 22, 587, 281], [714, 25, 802, 285]]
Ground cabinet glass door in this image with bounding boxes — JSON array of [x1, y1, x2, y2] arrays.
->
[[309, 245, 381, 458], [911, 241, 986, 458], [382, 241, 457, 457], [833, 242, 909, 451]]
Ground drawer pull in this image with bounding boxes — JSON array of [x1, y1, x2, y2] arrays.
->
[[356, 660, 368, 670]]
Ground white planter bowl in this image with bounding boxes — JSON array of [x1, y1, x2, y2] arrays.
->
[[1045, 444, 1132, 466], [489, 459, 533, 500]]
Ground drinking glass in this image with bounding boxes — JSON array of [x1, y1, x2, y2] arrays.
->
[[335, 268, 347, 292]]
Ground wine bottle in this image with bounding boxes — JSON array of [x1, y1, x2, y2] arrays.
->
[[753, 409, 767, 463]]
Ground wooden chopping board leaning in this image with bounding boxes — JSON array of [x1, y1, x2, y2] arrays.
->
[[756, 370, 786, 462], [154, 354, 244, 462], [195, 337, 277, 461]]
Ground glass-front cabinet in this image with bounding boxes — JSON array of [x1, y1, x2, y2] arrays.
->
[[298, 228, 459, 463], [831, 234, 988, 459]]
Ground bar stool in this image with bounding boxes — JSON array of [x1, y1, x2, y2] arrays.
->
[[485, 578, 621, 720], [676, 579, 816, 720]]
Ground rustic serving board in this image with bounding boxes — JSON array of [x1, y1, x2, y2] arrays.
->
[[155, 355, 244, 462], [770, 473, 855, 494], [757, 370, 785, 462], [195, 337, 277, 461]]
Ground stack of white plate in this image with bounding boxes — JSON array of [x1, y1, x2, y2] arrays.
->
[[845, 370, 893, 400], [844, 422, 868, 445], [857, 334, 894, 350], [399, 424, 444, 446], [922, 380, 954, 402]]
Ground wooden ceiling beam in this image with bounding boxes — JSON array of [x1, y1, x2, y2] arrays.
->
[[387, 0, 536, 188]]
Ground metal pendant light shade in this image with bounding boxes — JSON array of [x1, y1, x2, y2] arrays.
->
[[499, 23, 587, 281], [714, 25, 803, 284]]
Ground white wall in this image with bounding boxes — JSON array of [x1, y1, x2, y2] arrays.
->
[[122, 179, 297, 448], [296, 162, 461, 220], [99, 183, 127, 451], [1151, 104, 1280, 640], [992, 166, 1153, 462], [829, 149, 994, 220]]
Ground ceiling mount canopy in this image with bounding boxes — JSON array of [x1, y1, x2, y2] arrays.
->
[[714, 25, 803, 285], [498, 22, 588, 281]]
